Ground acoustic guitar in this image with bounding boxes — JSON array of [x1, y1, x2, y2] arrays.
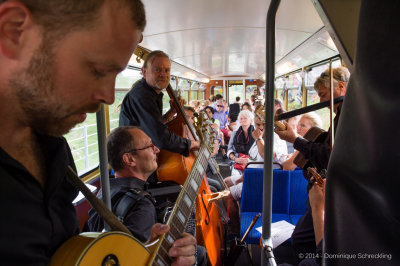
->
[[51, 144, 211, 265]]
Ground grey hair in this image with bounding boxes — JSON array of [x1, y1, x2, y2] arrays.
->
[[314, 66, 350, 90], [237, 109, 254, 122]]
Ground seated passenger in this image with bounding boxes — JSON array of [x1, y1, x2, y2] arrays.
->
[[282, 112, 322, 171], [224, 107, 288, 199], [226, 110, 255, 177], [225, 117, 237, 144], [241, 102, 251, 111], [88, 127, 203, 266], [286, 115, 299, 153], [211, 94, 223, 110]]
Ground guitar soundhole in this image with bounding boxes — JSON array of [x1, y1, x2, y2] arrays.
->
[[102, 254, 120, 266]]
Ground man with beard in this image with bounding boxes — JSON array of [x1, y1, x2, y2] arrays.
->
[[119, 50, 200, 157], [0, 1, 195, 265]]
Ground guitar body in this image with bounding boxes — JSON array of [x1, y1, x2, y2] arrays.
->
[[50, 232, 151, 265], [294, 126, 327, 168], [196, 178, 223, 266]]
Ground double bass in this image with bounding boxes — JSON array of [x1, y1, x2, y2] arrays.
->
[[156, 85, 227, 265]]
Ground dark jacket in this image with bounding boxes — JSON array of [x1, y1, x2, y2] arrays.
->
[[88, 177, 156, 243], [119, 78, 191, 156]]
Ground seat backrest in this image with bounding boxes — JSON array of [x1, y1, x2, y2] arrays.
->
[[289, 169, 308, 215], [240, 168, 292, 214], [240, 168, 264, 212], [271, 169, 291, 214]]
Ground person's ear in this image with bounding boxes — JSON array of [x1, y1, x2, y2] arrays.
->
[[337, 81, 346, 95], [0, 2, 32, 59], [122, 153, 136, 168]]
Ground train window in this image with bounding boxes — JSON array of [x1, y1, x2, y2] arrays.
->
[[65, 113, 99, 176], [178, 79, 190, 103], [115, 68, 142, 89], [198, 83, 206, 100], [281, 73, 301, 112], [190, 82, 199, 100], [229, 84, 244, 103], [245, 85, 257, 100], [213, 86, 223, 96], [109, 91, 127, 131], [275, 89, 284, 104], [110, 68, 142, 131], [305, 59, 342, 130]]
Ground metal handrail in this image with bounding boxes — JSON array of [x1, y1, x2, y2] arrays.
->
[[262, 0, 281, 265]]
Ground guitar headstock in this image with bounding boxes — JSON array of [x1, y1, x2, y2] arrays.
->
[[195, 111, 216, 153], [255, 105, 265, 123]]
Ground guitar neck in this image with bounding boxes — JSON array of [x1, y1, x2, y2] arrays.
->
[[151, 144, 210, 266]]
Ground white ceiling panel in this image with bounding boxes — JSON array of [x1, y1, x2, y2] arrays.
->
[[133, 0, 335, 80]]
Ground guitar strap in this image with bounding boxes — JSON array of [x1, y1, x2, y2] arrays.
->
[[114, 188, 155, 223], [65, 166, 132, 235]]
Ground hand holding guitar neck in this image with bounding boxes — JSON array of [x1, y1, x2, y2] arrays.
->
[[274, 120, 298, 143], [254, 104, 286, 131], [274, 119, 286, 131]]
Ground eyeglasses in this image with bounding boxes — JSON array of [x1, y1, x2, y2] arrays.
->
[[128, 143, 157, 153], [217, 105, 223, 107]]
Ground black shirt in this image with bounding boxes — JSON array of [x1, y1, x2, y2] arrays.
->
[[87, 177, 157, 243], [0, 135, 79, 265], [119, 78, 191, 156]]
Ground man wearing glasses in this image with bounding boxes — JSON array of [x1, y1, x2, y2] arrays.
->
[[88, 126, 199, 265]]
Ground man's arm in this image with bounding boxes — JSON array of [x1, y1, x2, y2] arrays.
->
[[275, 121, 330, 170], [309, 180, 325, 245]]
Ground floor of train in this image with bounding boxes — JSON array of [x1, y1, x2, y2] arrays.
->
[[213, 151, 295, 266]]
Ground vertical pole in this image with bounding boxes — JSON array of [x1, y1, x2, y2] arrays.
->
[[262, 0, 280, 265], [188, 80, 192, 102], [302, 68, 307, 107], [329, 60, 335, 149], [83, 126, 88, 170], [96, 104, 111, 230]]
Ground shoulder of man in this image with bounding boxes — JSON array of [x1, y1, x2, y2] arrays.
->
[[130, 79, 159, 99], [114, 188, 156, 222]]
